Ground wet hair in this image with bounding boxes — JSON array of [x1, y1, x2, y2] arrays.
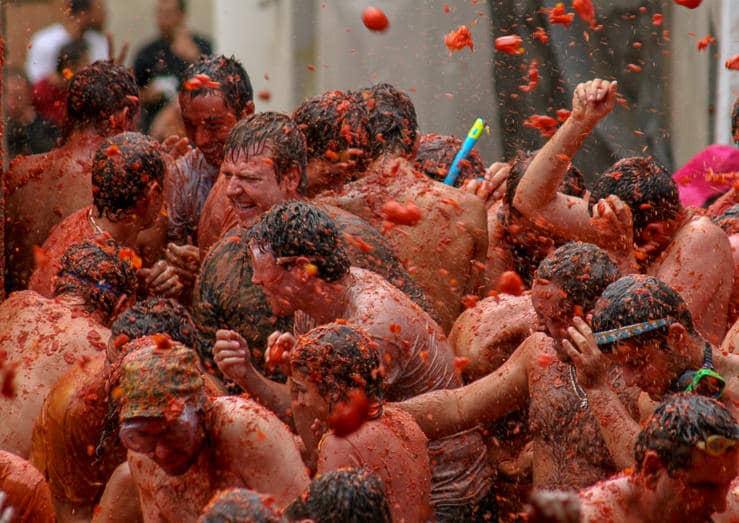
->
[[284, 469, 392, 523], [249, 200, 351, 282], [634, 393, 739, 475], [414, 133, 486, 187], [589, 156, 680, 235], [504, 150, 586, 208], [591, 275, 697, 353], [713, 204, 739, 235], [92, 132, 165, 221], [290, 324, 383, 407], [535, 241, 620, 313], [198, 488, 282, 523], [292, 90, 372, 175], [180, 55, 253, 115], [110, 297, 196, 349], [68, 0, 93, 15], [223, 112, 307, 194], [53, 237, 138, 319], [360, 82, 418, 158], [56, 39, 88, 74], [65, 61, 139, 140]]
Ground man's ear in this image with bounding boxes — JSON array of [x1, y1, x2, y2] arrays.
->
[[640, 450, 663, 490], [110, 106, 134, 131], [280, 164, 302, 194], [241, 100, 255, 118], [111, 292, 134, 322], [293, 256, 316, 283]]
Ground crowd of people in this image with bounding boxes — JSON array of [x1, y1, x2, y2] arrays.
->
[[1, 1, 739, 522]]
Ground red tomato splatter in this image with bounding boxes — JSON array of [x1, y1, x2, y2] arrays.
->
[[104, 144, 121, 157], [461, 294, 480, 309], [573, 0, 596, 29], [652, 14, 663, 26], [443, 4, 450, 13], [536, 353, 555, 368], [257, 90, 271, 101], [33, 245, 49, 268], [726, 55, 739, 70], [548, 3, 575, 27], [328, 389, 371, 437], [381, 200, 423, 226], [389, 324, 402, 334], [519, 60, 540, 92], [556, 108, 571, 122], [497, 271, 525, 296], [445, 25, 474, 54], [307, 64, 316, 71], [673, 0, 702, 8], [523, 114, 559, 138], [150, 333, 172, 351], [495, 35, 525, 55], [1, 364, 16, 399], [454, 357, 471, 372], [696, 35, 716, 51], [118, 247, 142, 270], [533, 27, 549, 44], [362, 6, 389, 32], [183, 73, 221, 91], [626, 63, 642, 72]]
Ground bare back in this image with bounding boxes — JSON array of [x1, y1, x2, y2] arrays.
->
[[0, 291, 109, 457], [320, 158, 488, 332], [5, 139, 101, 291]]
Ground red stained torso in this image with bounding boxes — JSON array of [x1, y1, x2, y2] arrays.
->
[[0, 291, 110, 458]]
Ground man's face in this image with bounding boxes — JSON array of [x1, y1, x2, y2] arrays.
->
[[652, 448, 738, 521], [222, 149, 286, 230], [531, 280, 572, 360], [607, 339, 678, 399], [157, 0, 183, 36], [119, 406, 202, 476], [249, 243, 300, 317], [180, 92, 239, 167], [288, 371, 329, 452]]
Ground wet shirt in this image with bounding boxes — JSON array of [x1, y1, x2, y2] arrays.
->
[[30, 354, 126, 506], [166, 148, 220, 245]]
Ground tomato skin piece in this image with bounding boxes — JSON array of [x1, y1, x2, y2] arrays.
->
[[362, 6, 389, 32], [674, 0, 702, 8]]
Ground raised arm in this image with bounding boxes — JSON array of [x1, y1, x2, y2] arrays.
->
[[213, 330, 293, 425], [513, 80, 619, 244], [395, 334, 536, 439]]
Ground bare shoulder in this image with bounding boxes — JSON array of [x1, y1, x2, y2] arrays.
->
[[677, 216, 731, 251], [210, 396, 293, 445], [5, 152, 50, 196]]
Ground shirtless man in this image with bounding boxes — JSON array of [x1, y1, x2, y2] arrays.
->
[[513, 78, 733, 343], [29, 132, 179, 299], [197, 488, 281, 523], [4, 61, 139, 293], [579, 394, 738, 523], [105, 342, 307, 522], [317, 83, 488, 332], [0, 450, 55, 522], [214, 200, 493, 521], [287, 324, 431, 523], [193, 112, 434, 375], [398, 241, 637, 491], [0, 238, 138, 458], [31, 298, 198, 523], [563, 274, 739, 470]]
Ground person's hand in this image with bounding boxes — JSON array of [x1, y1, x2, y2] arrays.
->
[[461, 161, 510, 207], [214, 329, 253, 383], [106, 32, 129, 65], [0, 491, 14, 523], [139, 260, 183, 298], [525, 489, 581, 523], [162, 135, 192, 160], [165, 243, 200, 288], [570, 79, 617, 129], [266, 331, 296, 375], [170, 25, 201, 62], [591, 194, 634, 256], [562, 317, 610, 390]]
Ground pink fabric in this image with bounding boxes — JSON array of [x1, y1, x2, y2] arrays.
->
[[673, 144, 739, 207]]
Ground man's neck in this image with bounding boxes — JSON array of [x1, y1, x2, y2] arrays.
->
[[65, 128, 108, 150], [303, 273, 353, 325], [55, 293, 107, 324], [93, 210, 141, 247]]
